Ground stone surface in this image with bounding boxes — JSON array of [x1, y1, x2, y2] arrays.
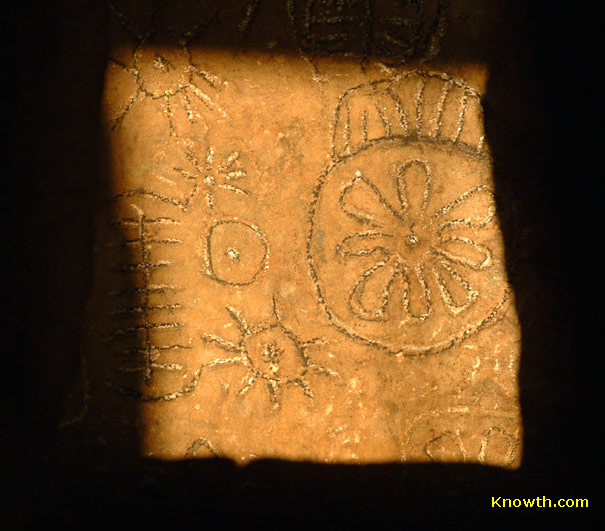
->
[[62, 0, 522, 467]]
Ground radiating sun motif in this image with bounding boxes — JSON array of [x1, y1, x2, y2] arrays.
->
[[107, 4, 226, 135], [161, 145, 250, 210], [189, 146, 248, 209], [106, 3, 249, 209], [201, 297, 338, 407]]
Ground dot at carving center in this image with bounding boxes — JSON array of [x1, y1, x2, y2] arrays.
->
[[405, 234, 419, 247], [153, 54, 170, 72], [263, 342, 282, 364], [226, 248, 240, 262]]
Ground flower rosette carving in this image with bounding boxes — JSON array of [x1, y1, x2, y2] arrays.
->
[[308, 72, 511, 355], [337, 156, 496, 317]]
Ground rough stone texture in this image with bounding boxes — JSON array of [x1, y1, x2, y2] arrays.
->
[[56, 0, 523, 467]]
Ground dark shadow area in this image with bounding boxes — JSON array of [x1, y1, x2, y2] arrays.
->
[[10, 0, 593, 524]]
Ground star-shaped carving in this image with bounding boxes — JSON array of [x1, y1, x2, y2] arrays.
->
[[201, 297, 337, 407]]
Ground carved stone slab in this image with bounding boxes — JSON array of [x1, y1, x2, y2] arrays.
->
[[64, 0, 521, 468]]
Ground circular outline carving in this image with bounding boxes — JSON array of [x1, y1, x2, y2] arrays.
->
[[203, 218, 269, 286], [307, 136, 510, 357]]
